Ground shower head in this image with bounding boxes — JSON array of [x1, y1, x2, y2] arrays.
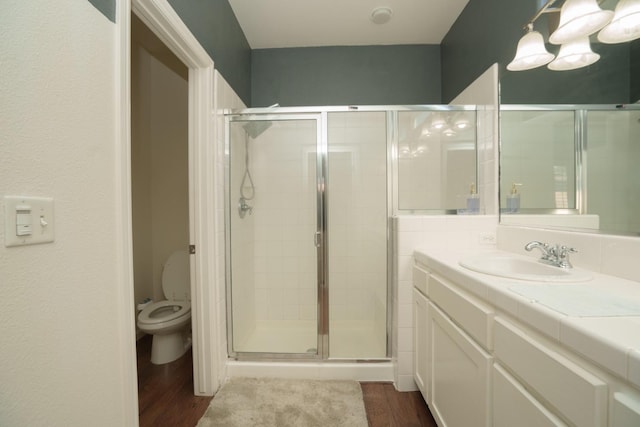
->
[[241, 103, 279, 139], [243, 120, 272, 139]]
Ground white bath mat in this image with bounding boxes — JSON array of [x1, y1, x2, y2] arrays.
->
[[196, 377, 369, 427]]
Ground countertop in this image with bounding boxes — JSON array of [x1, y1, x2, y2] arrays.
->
[[414, 247, 640, 390]]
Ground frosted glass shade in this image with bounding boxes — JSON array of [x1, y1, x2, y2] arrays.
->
[[549, 0, 613, 44], [548, 37, 600, 71], [598, 0, 640, 43], [507, 30, 555, 71]]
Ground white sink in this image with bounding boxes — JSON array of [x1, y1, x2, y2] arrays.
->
[[459, 253, 592, 282]]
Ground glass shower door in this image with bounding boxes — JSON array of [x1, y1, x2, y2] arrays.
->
[[228, 115, 322, 356]]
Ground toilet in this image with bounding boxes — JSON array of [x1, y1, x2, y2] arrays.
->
[[137, 250, 192, 364]]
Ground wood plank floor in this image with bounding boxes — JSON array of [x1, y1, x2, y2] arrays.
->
[[137, 336, 212, 427], [137, 335, 437, 426]]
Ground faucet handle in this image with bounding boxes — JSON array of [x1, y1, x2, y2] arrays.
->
[[557, 246, 577, 268]]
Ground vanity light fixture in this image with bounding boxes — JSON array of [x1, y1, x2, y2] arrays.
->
[[549, 0, 613, 44], [442, 127, 456, 137], [548, 37, 600, 70], [598, 0, 640, 43], [508, 0, 640, 72], [507, 24, 556, 71]]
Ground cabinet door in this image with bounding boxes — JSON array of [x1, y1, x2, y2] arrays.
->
[[493, 363, 567, 427], [429, 302, 491, 427], [413, 289, 430, 402]]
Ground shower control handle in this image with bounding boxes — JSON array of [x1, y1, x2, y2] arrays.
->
[[314, 231, 322, 248]]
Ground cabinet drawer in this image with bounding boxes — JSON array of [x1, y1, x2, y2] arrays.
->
[[612, 392, 640, 427], [429, 274, 493, 350], [494, 317, 607, 427], [413, 265, 429, 296], [493, 363, 567, 427]]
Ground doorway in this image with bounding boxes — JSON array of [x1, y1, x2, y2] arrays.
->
[[130, 12, 192, 421]]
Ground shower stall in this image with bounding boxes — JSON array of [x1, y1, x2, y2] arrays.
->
[[225, 106, 477, 363]]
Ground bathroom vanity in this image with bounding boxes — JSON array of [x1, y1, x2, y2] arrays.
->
[[413, 248, 640, 427]]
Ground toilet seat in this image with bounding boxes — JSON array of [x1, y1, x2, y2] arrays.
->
[[138, 300, 191, 325]]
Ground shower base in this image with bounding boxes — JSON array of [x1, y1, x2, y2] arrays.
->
[[234, 320, 386, 358]]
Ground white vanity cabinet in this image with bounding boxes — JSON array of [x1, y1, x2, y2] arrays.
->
[[413, 265, 493, 427], [412, 254, 640, 427]]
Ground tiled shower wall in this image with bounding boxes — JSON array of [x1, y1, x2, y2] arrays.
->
[[248, 120, 318, 324]]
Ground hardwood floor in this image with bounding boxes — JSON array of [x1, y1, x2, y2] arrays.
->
[[361, 382, 437, 427], [137, 336, 212, 427], [137, 335, 437, 426]]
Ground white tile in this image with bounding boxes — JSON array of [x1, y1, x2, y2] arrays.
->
[[397, 255, 414, 282], [395, 374, 419, 392], [560, 317, 630, 380], [397, 326, 414, 352], [397, 351, 414, 375], [398, 303, 413, 328], [516, 300, 562, 341], [601, 236, 640, 282]]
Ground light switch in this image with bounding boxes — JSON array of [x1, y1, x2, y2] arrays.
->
[[4, 196, 55, 247], [16, 205, 33, 236]]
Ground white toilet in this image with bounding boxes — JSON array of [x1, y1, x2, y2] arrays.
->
[[137, 250, 192, 364]]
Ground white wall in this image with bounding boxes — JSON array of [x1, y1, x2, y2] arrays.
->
[[0, 1, 133, 425]]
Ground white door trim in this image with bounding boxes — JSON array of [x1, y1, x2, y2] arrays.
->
[[117, 4, 218, 423]]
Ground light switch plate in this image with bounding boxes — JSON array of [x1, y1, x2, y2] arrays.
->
[[4, 196, 55, 247]]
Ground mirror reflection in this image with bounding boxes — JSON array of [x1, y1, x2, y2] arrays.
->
[[500, 105, 640, 235], [397, 110, 477, 212]]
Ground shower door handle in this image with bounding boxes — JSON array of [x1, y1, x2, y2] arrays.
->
[[314, 231, 322, 248]]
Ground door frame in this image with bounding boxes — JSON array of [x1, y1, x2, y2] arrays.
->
[[224, 113, 327, 359], [116, 1, 218, 421]]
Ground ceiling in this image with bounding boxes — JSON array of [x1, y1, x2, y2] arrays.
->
[[227, 0, 470, 49]]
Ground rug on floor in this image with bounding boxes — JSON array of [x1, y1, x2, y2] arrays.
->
[[196, 377, 369, 427]]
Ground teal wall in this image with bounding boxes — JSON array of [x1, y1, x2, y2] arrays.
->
[[169, 0, 252, 105], [631, 40, 640, 103], [251, 45, 442, 107], [166, 0, 636, 107], [442, 0, 632, 104]]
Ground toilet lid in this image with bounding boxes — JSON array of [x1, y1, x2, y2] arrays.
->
[[162, 250, 190, 301]]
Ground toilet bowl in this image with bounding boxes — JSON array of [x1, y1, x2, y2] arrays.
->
[[137, 250, 192, 364]]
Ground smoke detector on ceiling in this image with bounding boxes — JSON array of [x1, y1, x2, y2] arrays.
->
[[370, 7, 393, 25]]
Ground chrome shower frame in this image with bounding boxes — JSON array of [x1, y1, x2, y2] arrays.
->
[[224, 105, 478, 363]]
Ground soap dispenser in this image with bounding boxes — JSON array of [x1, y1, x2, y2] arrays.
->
[[466, 183, 480, 214], [506, 182, 522, 213]]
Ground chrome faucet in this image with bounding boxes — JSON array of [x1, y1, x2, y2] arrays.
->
[[525, 241, 577, 269]]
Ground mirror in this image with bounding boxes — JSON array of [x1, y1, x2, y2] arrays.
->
[[500, 105, 640, 234], [397, 109, 477, 213], [499, 5, 640, 236]]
